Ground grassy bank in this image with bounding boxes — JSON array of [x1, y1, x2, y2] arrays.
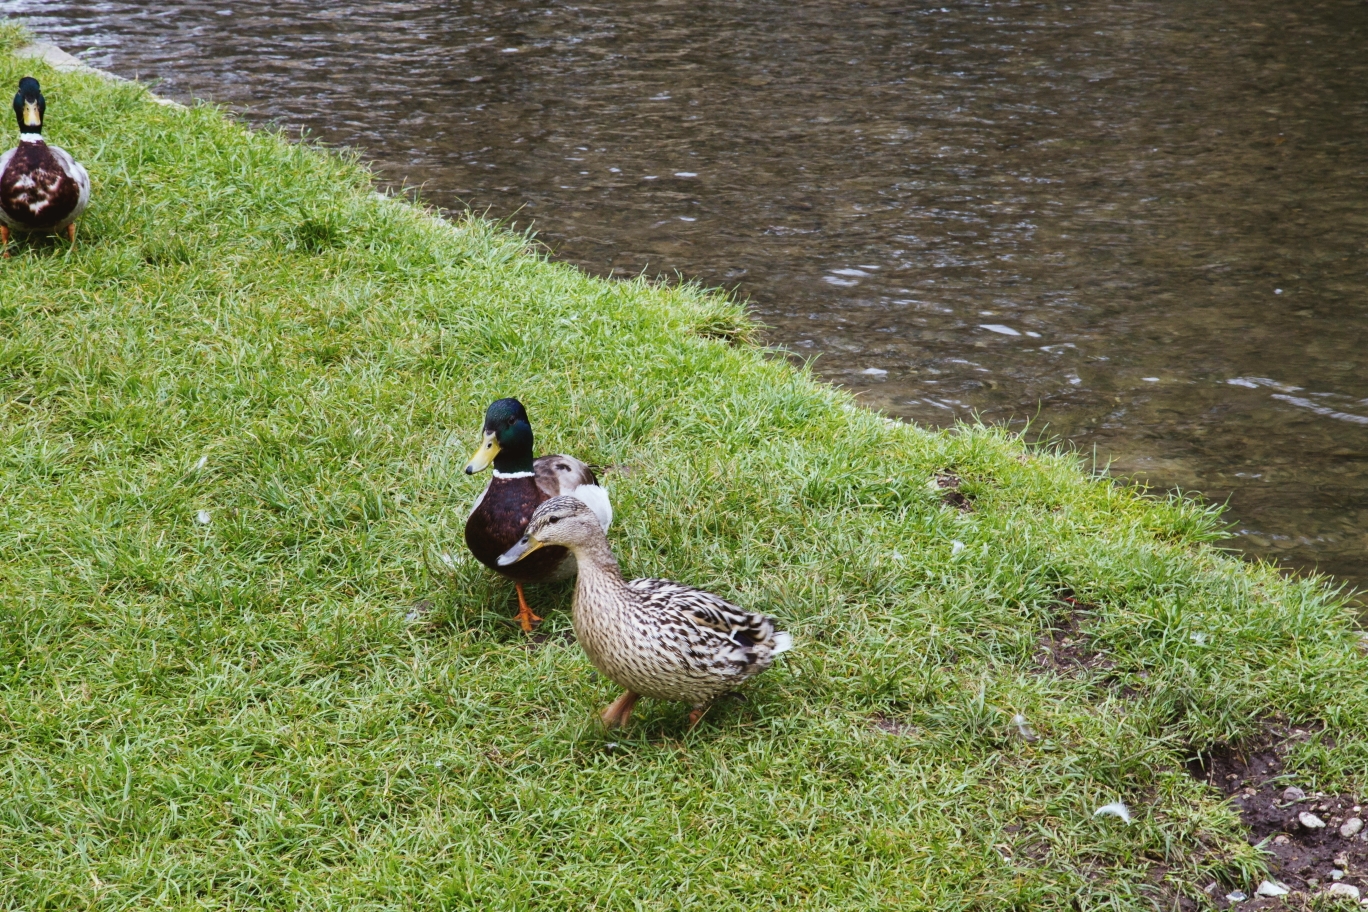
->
[[3, 28, 1367, 910]]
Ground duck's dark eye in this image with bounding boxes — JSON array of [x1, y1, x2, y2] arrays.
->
[[548, 516, 560, 524]]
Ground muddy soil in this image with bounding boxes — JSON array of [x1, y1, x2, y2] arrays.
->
[[1195, 727, 1367, 909]]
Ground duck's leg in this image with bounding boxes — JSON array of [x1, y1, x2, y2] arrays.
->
[[601, 691, 639, 729], [1, 226, 9, 258], [687, 703, 712, 729], [66, 223, 76, 248], [513, 582, 542, 632]]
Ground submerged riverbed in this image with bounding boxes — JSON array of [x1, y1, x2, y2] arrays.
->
[[6, 0, 1368, 585]]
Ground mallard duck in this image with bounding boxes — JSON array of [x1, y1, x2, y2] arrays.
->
[[463, 398, 612, 632], [499, 496, 792, 728], [0, 78, 90, 256]]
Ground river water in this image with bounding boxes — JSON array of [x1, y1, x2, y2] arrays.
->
[[6, 0, 1368, 587]]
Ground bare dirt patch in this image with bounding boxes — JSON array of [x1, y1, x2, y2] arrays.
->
[[1034, 596, 1115, 678], [869, 712, 918, 737], [1192, 725, 1368, 909], [932, 472, 973, 512]]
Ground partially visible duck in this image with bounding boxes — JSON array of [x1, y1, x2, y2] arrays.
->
[[498, 497, 792, 728], [0, 77, 90, 256], [463, 398, 612, 632]]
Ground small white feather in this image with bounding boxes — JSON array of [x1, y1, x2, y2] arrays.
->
[[1011, 713, 1039, 742], [1093, 801, 1131, 823], [771, 631, 793, 655]]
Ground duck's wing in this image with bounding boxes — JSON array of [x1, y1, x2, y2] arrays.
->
[[534, 454, 612, 531], [627, 579, 792, 657]]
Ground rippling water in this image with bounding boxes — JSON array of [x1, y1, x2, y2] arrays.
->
[[5, 0, 1368, 585]]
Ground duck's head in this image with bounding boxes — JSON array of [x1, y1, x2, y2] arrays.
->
[[465, 397, 535, 475], [497, 496, 602, 565], [13, 77, 43, 136]]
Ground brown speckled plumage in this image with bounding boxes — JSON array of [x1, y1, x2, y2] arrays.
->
[[498, 497, 792, 726]]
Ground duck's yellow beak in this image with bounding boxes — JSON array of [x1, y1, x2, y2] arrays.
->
[[21, 101, 40, 129], [465, 431, 499, 474], [497, 534, 544, 566]]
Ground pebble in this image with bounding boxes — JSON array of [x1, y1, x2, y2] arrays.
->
[[1333, 869, 1346, 881], [1225, 890, 1247, 903], [1256, 880, 1290, 897], [1273, 834, 1291, 845], [1284, 786, 1308, 803], [1344, 818, 1364, 838], [1326, 882, 1361, 901], [1301, 811, 1328, 829]]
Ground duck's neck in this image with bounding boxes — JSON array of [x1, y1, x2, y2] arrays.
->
[[491, 444, 534, 477], [569, 538, 629, 619], [18, 131, 43, 144]]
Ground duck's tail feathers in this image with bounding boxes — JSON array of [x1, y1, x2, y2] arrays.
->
[[770, 631, 794, 655], [572, 483, 613, 532]]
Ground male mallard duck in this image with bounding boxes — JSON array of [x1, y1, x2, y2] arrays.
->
[[499, 496, 792, 728], [464, 398, 612, 632], [0, 78, 90, 256]]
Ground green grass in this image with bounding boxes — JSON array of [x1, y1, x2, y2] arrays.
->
[[1, 36, 1366, 911]]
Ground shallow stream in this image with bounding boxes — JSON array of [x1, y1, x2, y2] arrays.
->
[[7, 0, 1368, 586]]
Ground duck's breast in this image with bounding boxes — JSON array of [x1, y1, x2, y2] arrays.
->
[[464, 473, 572, 580], [0, 142, 85, 231]]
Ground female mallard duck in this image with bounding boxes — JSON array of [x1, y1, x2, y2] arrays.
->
[[499, 496, 792, 728], [464, 398, 612, 632], [0, 78, 90, 256]]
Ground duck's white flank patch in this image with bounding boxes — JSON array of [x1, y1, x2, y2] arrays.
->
[[492, 470, 534, 479], [572, 483, 613, 531], [771, 632, 794, 655]]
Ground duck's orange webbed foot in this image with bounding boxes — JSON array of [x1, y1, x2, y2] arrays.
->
[[601, 691, 640, 729], [513, 582, 543, 633]]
